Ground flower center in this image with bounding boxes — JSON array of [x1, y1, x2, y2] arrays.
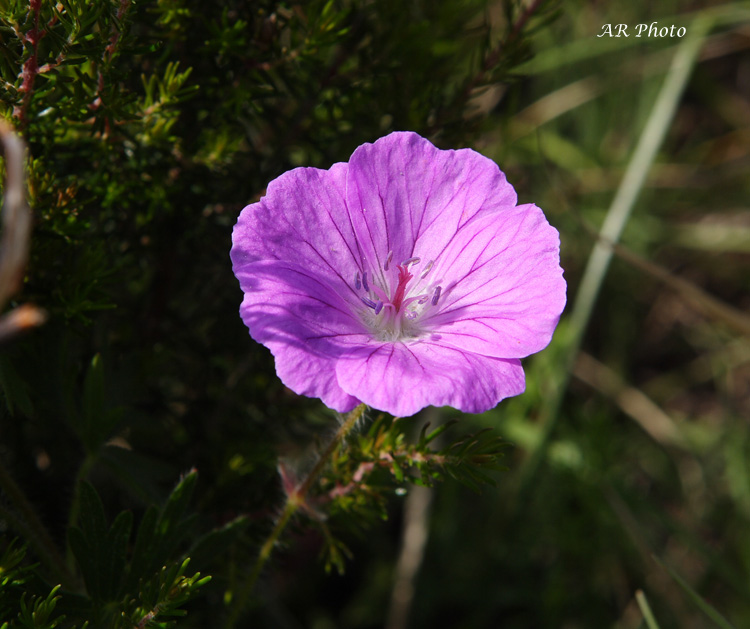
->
[[353, 252, 441, 342]]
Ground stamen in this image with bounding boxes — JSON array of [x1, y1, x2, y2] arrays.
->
[[431, 285, 441, 306], [355, 249, 440, 341]]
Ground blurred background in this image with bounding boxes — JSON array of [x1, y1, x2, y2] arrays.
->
[[1, 0, 749, 627]]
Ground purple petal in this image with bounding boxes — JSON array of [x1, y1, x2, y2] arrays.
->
[[423, 204, 566, 358], [336, 341, 525, 416], [231, 162, 363, 308], [234, 259, 368, 412], [345, 132, 517, 273]]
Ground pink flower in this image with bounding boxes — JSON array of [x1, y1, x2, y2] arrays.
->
[[231, 132, 565, 416]]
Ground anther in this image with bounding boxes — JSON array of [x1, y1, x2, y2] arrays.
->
[[384, 250, 393, 271], [420, 260, 434, 279], [374, 300, 384, 315], [361, 296, 377, 309], [362, 271, 369, 292], [355, 271, 361, 290], [402, 257, 420, 267], [431, 285, 441, 306]]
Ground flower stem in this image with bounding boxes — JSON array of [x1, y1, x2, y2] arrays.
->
[[225, 403, 367, 628]]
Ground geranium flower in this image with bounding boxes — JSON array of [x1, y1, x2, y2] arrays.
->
[[231, 132, 565, 417]]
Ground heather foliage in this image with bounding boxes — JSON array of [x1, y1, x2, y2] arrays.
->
[[1, 1, 749, 628]]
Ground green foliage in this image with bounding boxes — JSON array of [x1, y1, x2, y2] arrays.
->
[[14, 586, 63, 629], [68, 481, 133, 602], [306, 415, 507, 572], [0, 540, 34, 621], [0, 476, 206, 628], [0, 543, 75, 629], [124, 559, 210, 629], [123, 470, 199, 593]]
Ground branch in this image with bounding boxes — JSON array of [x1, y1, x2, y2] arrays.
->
[[13, 0, 44, 128], [0, 120, 46, 341]]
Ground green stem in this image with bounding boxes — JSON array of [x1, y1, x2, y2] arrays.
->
[[0, 456, 76, 588], [225, 403, 367, 628], [64, 453, 96, 570], [636, 590, 662, 629], [514, 15, 713, 503]]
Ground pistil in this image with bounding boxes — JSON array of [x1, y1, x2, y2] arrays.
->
[[353, 252, 440, 341], [390, 265, 413, 312]]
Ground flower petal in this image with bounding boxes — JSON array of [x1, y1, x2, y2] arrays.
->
[[336, 341, 525, 416], [234, 259, 368, 412], [423, 203, 566, 358], [345, 132, 517, 272], [231, 161, 363, 306]]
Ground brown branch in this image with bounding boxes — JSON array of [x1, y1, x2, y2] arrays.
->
[[106, 0, 131, 60], [0, 120, 31, 306], [92, 0, 132, 135], [580, 220, 750, 338], [0, 120, 46, 342], [13, 0, 44, 128]]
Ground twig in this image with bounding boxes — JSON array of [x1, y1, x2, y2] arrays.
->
[[574, 352, 687, 449], [91, 0, 132, 134], [0, 120, 46, 341], [385, 484, 433, 629], [13, 0, 44, 128], [585, 227, 750, 338], [0, 121, 30, 306]]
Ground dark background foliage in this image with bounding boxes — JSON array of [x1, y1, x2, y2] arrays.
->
[[1, 0, 749, 627]]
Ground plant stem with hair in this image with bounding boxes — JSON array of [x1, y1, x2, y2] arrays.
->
[[225, 403, 367, 628]]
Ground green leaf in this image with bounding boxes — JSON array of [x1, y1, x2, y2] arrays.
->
[[655, 557, 737, 629], [418, 420, 457, 446], [78, 354, 123, 454], [636, 590, 662, 629], [124, 471, 198, 591], [102, 511, 133, 600], [67, 482, 132, 602]]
